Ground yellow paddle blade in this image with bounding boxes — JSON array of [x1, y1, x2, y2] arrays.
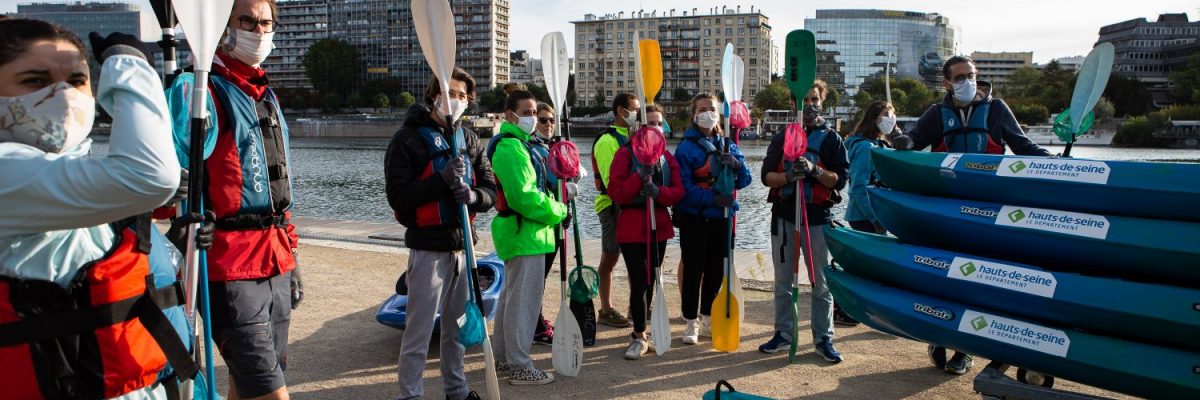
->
[[710, 279, 741, 352], [639, 39, 663, 104]]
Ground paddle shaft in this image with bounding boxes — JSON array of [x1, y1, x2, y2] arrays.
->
[[559, 181, 568, 297]]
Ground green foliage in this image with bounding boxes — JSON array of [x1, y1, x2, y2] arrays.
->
[[1168, 53, 1200, 104], [994, 62, 1075, 116], [320, 93, 342, 113], [753, 80, 792, 111], [347, 93, 366, 109], [672, 87, 691, 102], [593, 91, 606, 107], [858, 77, 939, 116], [395, 92, 416, 110], [1009, 102, 1050, 126], [372, 93, 390, 110], [303, 39, 361, 97], [477, 84, 507, 113], [1093, 97, 1115, 122], [566, 74, 577, 107], [1104, 73, 1153, 117], [1113, 104, 1200, 147], [526, 82, 553, 106]]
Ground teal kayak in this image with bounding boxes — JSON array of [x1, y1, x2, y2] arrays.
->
[[827, 267, 1200, 399], [825, 226, 1200, 351], [870, 148, 1200, 222], [869, 187, 1200, 285]]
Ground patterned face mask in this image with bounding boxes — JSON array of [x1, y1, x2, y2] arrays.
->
[[0, 82, 95, 153]]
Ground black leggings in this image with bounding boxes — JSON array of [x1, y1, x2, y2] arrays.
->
[[619, 241, 668, 333], [676, 213, 732, 320]]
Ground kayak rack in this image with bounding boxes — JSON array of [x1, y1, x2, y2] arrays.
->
[[974, 361, 1113, 400]]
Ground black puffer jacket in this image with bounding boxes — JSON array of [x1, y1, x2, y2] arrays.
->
[[384, 104, 497, 251]]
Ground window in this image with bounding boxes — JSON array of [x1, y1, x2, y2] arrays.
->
[[715, 18, 720, 25], [751, 48, 757, 56], [704, 70, 709, 76], [704, 49, 711, 57], [618, 32, 624, 39], [705, 29, 711, 35], [749, 58, 756, 65], [750, 38, 758, 46], [618, 22, 624, 29], [726, 28, 733, 35], [725, 18, 732, 25], [704, 39, 711, 46], [738, 17, 745, 24], [738, 28, 745, 35]]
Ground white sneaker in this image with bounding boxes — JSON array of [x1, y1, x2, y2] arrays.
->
[[699, 315, 712, 338], [624, 334, 649, 360], [682, 318, 699, 345]]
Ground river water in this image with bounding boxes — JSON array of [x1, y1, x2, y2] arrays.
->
[[90, 136, 1200, 251]]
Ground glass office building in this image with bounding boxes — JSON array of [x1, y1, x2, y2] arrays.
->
[[804, 9, 957, 105]]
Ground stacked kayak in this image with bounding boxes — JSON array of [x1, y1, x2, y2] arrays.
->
[[824, 148, 1200, 397], [376, 252, 505, 331]]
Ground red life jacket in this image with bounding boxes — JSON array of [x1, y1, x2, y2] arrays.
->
[[769, 127, 840, 207], [590, 127, 627, 193], [0, 217, 196, 399], [407, 126, 475, 228]]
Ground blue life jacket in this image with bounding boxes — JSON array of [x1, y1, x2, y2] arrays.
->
[[935, 102, 1003, 154], [530, 137, 560, 191], [411, 126, 475, 228]]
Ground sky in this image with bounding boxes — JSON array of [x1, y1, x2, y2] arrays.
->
[[4, 0, 1197, 67]]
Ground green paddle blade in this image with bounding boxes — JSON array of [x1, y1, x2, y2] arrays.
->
[[1054, 108, 1096, 142], [785, 30, 817, 108]]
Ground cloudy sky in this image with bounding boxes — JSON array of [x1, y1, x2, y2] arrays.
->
[[4, 0, 1196, 67]]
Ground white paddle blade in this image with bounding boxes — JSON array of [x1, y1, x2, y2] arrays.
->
[[885, 53, 893, 105], [541, 32, 570, 116], [1070, 43, 1115, 134], [731, 55, 745, 102], [552, 300, 584, 377], [651, 280, 671, 355], [171, 0, 235, 72], [481, 335, 502, 399], [412, 0, 457, 117], [721, 44, 735, 106], [632, 30, 647, 107]]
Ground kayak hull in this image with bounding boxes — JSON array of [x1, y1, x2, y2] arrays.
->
[[376, 253, 505, 330]]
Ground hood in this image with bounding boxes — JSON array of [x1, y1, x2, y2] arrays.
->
[[402, 103, 438, 129], [942, 80, 993, 109]]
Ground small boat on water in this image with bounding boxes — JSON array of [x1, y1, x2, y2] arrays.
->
[[1025, 125, 1114, 146]]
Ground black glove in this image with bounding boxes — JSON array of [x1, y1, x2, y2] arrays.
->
[[562, 182, 579, 202], [642, 181, 660, 199], [290, 251, 303, 310], [719, 153, 741, 170], [440, 156, 467, 185], [89, 32, 151, 63], [560, 212, 572, 229], [171, 168, 189, 205], [794, 158, 817, 178], [712, 194, 735, 208], [166, 211, 215, 251], [637, 164, 656, 181], [891, 134, 913, 150], [451, 181, 477, 205]]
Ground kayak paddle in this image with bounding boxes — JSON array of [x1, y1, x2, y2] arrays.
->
[[561, 102, 598, 347], [412, 0, 500, 397], [631, 125, 670, 355], [785, 30, 817, 122], [149, 0, 179, 82], [783, 29, 816, 363], [1059, 43, 1115, 157], [728, 52, 747, 325], [710, 137, 742, 353]]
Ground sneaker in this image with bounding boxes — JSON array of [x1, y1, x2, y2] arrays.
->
[[928, 345, 947, 370], [624, 333, 650, 360], [449, 391, 482, 400], [681, 318, 699, 345], [495, 362, 514, 378], [509, 366, 555, 386], [533, 330, 554, 346], [758, 331, 791, 354], [599, 308, 632, 327], [814, 339, 843, 363], [698, 315, 712, 337], [833, 308, 860, 327], [945, 351, 974, 375]]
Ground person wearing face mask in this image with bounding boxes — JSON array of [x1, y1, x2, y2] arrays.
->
[[671, 93, 752, 346], [487, 90, 572, 386], [588, 92, 639, 329], [892, 56, 1048, 156], [0, 18, 191, 399], [758, 80, 850, 363], [529, 101, 560, 346], [162, 1, 302, 398], [844, 100, 898, 234], [385, 68, 496, 400]]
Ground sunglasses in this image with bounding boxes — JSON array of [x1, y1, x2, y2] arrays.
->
[[538, 117, 555, 124]]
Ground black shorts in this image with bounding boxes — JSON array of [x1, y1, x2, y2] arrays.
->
[[209, 271, 292, 398]]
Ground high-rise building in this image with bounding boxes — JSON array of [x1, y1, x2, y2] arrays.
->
[[327, 0, 509, 98], [1052, 55, 1086, 72], [263, 0, 329, 90], [570, 6, 774, 109], [804, 9, 958, 105], [16, 1, 142, 79], [970, 51, 1033, 85], [1098, 13, 1200, 105], [510, 50, 535, 84]]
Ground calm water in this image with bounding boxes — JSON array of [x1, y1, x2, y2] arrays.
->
[[90, 135, 1200, 251]]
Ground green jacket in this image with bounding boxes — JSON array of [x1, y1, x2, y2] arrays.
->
[[592, 125, 629, 213], [490, 121, 568, 260]]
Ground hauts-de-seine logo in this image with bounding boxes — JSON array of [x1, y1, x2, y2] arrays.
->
[[971, 316, 989, 331], [1008, 208, 1027, 223], [1009, 160, 1028, 174], [959, 261, 977, 277]]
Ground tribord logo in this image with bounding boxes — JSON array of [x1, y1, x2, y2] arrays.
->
[[913, 255, 951, 270], [960, 206, 998, 218], [1007, 209, 1026, 223], [1008, 160, 1028, 174], [959, 262, 977, 277], [913, 303, 955, 321]]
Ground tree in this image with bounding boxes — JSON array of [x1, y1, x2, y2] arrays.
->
[[347, 93, 366, 109], [754, 80, 792, 111], [304, 39, 361, 97], [1008, 102, 1050, 126], [566, 74, 577, 107], [477, 84, 507, 113], [320, 93, 342, 113], [373, 93, 390, 110], [593, 91, 606, 108], [672, 87, 691, 102], [1169, 53, 1200, 104], [1104, 73, 1153, 117], [395, 92, 416, 110], [859, 77, 938, 116], [526, 82, 552, 105], [1093, 97, 1116, 122]]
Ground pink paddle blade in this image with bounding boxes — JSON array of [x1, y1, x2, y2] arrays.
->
[[729, 101, 752, 130], [631, 125, 666, 165], [782, 122, 808, 162], [548, 140, 581, 179]]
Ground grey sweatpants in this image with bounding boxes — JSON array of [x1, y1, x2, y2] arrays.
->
[[493, 254, 547, 370], [770, 219, 834, 344], [396, 249, 470, 400]]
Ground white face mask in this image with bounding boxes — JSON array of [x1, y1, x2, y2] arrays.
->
[[436, 96, 467, 122], [952, 79, 977, 104], [517, 115, 538, 134], [0, 82, 96, 153], [225, 28, 275, 67], [876, 114, 897, 135], [694, 111, 720, 130], [622, 109, 638, 127]]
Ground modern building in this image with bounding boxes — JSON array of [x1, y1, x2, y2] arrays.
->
[[1052, 55, 1086, 72], [262, 0, 329, 89], [804, 9, 958, 105], [327, 0, 509, 97], [570, 6, 774, 110], [509, 50, 537, 84], [970, 51, 1033, 85], [16, 1, 142, 78], [1098, 13, 1200, 105]]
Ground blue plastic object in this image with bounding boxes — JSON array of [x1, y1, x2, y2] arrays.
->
[[376, 253, 505, 331]]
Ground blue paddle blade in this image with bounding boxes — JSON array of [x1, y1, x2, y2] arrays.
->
[[458, 300, 486, 347]]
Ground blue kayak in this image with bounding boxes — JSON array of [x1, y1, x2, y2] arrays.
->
[[376, 253, 505, 331], [827, 267, 1200, 399], [869, 187, 1200, 285], [870, 148, 1200, 222], [825, 226, 1200, 351]]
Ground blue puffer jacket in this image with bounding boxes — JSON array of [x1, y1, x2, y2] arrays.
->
[[843, 133, 887, 224], [673, 127, 752, 219]]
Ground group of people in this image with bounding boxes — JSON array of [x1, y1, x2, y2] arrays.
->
[[0, 0, 1053, 398]]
